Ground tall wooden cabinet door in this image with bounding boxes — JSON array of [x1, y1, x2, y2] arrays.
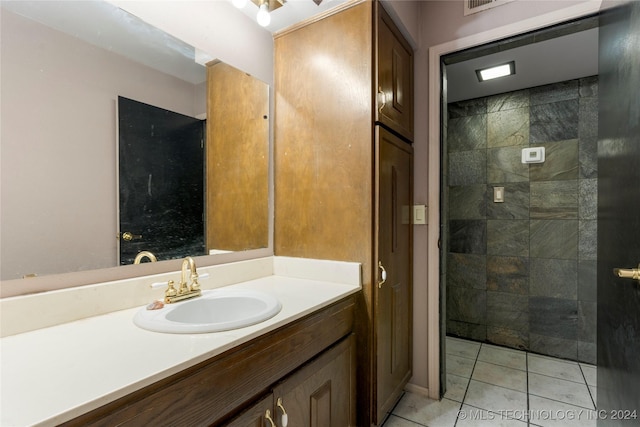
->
[[273, 335, 356, 427], [375, 127, 413, 423], [225, 394, 274, 427], [376, 5, 414, 141]]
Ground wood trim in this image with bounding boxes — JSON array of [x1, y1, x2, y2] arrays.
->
[[426, 0, 603, 400], [273, 0, 366, 39], [60, 295, 355, 427]]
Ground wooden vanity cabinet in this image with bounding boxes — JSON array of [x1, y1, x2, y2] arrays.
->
[[61, 296, 355, 427], [228, 334, 356, 426], [274, 1, 413, 425]]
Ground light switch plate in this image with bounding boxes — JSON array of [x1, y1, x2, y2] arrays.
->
[[413, 205, 427, 225], [494, 186, 505, 203]]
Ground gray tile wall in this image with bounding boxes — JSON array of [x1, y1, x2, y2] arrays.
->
[[445, 77, 598, 364]]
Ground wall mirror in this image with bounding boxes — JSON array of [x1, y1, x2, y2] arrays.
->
[[0, 0, 271, 292]]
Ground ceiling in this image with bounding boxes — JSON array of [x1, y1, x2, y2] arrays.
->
[[445, 25, 599, 103], [2, 0, 599, 100], [234, 0, 349, 32], [1, 0, 207, 84]]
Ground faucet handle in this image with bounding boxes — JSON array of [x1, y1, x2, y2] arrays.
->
[[165, 280, 178, 298]]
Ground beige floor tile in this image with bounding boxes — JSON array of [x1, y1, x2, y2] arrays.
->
[[580, 363, 597, 387], [446, 336, 481, 360], [446, 354, 475, 378], [529, 395, 597, 427], [457, 405, 528, 427], [477, 344, 527, 371], [528, 354, 583, 383], [381, 414, 424, 426], [528, 372, 595, 410], [463, 380, 527, 420], [472, 360, 527, 392], [443, 373, 470, 402], [392, 392, 460, 427]]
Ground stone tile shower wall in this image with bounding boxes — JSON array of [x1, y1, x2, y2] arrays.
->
[[445, 77, 598, 364]]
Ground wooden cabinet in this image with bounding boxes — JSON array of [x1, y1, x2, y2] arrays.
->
[[376, 127, 413, 421], [274, 1, 413, 425], [229, 335, 356, 427], [61, 297, 355, 427], [377, 6, 414, 141]]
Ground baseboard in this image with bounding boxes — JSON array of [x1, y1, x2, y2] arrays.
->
[[404, 382, 431, 398]]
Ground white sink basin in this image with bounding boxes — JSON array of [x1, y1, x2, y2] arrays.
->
[[134, 288, 282, 334]]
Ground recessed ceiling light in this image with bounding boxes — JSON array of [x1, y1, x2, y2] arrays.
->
[[476, 61, 515, 82]]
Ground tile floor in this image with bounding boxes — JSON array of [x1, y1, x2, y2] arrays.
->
[[383, 336, 597, 427]]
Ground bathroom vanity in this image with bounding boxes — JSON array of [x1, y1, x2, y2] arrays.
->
[[0, 257, 360, 426]]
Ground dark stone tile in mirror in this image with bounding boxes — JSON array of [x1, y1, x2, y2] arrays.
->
[[487, 255, 529, 294], [487, 107, 529, 148], [449, 185, 487, 219], [530, 333, 578, 360], [447, 319, 487, 342], [447, 253, 487, 290], [487, 326, 528, 350], [578, 260, 597, 302], [530, 79, 579, 106], [529, 140, 578, 181], [530, 99, 579, 143], [530, 180, 578, 219], [448, 97, 487, 118], [487, 89, 530, 112], [449, 220, 487, 254], [487, 146, 529, 183], [486, 182, 530, 219], [487, 291, 529, 331], [449, 150, 487, 186], [579, 179, 597, 219], [530, 258, 577, 299], [447, 286, 487, 324], [448, 115, 487, 153], [579, 220, 597, 260], [487, 219, 530, 257], [530, 296, 578, 340], [530, 220, 578, 259]]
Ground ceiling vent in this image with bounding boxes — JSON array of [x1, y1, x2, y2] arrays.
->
[[464, 0, 514, 16]]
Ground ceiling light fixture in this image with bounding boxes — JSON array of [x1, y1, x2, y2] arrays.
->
[[256, 0, 271, 27], [232, 0, 285, 28], [476, 61, 515, 82]]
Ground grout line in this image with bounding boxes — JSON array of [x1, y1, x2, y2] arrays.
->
[[527, 369, 591, 385], [579, 363, 598, 409], [526, 351, 530, 426], [454, 342, 482, 427]]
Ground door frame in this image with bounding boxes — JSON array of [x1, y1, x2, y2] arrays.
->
[[425, 0, 604, 399]]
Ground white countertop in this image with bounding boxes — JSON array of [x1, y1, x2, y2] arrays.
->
[[0, 257, 361, 426]]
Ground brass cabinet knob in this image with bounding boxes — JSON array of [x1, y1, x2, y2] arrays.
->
[[277, 397, 289, 427], [122, 231, 142, 241], [265, 409, 276, 427]]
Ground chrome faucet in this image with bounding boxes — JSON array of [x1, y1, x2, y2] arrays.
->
[[134, 251, 157, 264]]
